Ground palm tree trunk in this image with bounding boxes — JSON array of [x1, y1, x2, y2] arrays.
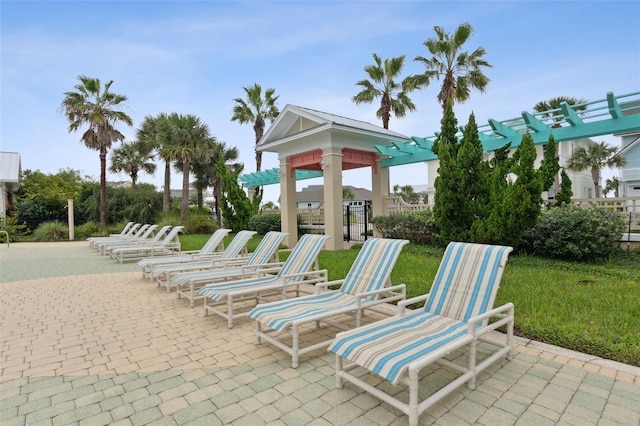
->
[[181, 161, 190, 221], [591, 167, 601, 198], [163, 161, 171, 212], [99, 147, 108, 232]]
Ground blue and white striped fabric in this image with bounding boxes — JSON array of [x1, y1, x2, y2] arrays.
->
[[170, 231, 288, 286], [328, 242, 512, 384], [247, 238, 409, 332], [148, 230, 255, 276], [198, 234, 329, 302]]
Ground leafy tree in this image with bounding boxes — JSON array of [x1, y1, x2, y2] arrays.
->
[[137, 113, 173, 212], [231, 83, 279, 197], [554, 168, 573, 206], [392, 184, 419, 204], [11, 169, 85, 230], [413, 22, 492, 114], [566, 141, 626, 198], [343, 186, 355, 201], [217, 158, 260, 232], [603, 177, 620, 198], [352, 53, 417, 129], [109, 140, 156, 187], [59, 75, 133, 231], [161, 113, 214, 221]]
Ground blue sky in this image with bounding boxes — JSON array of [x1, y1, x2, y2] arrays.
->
[[2, 0, 639, 204]]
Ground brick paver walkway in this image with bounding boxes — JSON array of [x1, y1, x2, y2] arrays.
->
[[1, 243, 639, 425]]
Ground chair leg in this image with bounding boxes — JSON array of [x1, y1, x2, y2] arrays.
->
[[468, 341, 477, 390], [227, 297, 234, 329], [256, 322, 262, 344], [292, 325, 299, 368], [335, 355, 344, 389], [409, 369, 419, 426]]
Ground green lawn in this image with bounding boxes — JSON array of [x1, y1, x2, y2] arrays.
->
[[181, 234, 640, 367]]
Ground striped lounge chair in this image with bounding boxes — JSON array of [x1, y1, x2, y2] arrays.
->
[[138, 228, 232, 280], [111, 226, 184, 263], [88, 222, 135, 249], [198, 234, 331, 328], [153, 230, 257, 291], [248, 238, 409, 368], [99, 224, 161, 255], [329, 242, 514, 426], [92, 223, 147, 252], [173, 231, 289, 307]]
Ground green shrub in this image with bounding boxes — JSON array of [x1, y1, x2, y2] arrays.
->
[[527, 206, 625, 261], [0, 216, 29, 237], [33, 221, 69, 242], [370, 210, 438, 245], [248, 214, 281, 235], [74, 221, 100, 239], [182, 214, 217, 235]]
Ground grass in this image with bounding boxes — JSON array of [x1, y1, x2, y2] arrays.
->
[[180, 233, 640, 367]]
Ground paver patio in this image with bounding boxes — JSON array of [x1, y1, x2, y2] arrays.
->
[[1, 242, 639, 425]]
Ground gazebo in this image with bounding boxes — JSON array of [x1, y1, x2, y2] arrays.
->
[[243, 105, 411, 250]]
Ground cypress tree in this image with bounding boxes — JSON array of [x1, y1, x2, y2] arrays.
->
[[490, 134, 543, 248], [432, 99, 466, 243], [539, 135, 560, 192], [555, 168, 573, 206], [458, 113, 491, 233], [217, 160, 261, 232]]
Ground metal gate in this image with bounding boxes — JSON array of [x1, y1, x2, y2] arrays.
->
[[343, 203, 372, 242]]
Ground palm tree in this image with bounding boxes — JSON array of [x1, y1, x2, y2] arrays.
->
[[413, 22, 492, 114], [189, 139, 240, 223], [231, 83, 279, 197], [162, 113, 214, 221], [138, 113, 173, 211], [352, 53, 417, 129], [533, 96, 587, 128], [109, 140, 156, 187], [59, 75, 133, 231], [567, 141, 626, 198]]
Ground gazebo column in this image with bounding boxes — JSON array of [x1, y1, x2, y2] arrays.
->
[[322, 147, 343, 251], [279, 156, 298, 248], [371, 156, 389, 238]]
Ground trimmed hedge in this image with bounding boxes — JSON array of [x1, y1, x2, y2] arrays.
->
[[370, 210, 438, 245], [527, 206, 625, 261]]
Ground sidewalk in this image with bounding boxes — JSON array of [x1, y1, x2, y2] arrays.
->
[[1, 242, 639, 425]]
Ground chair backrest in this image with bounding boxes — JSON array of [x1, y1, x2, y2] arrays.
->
[[423, 242, 513, 323], [149, 225, 172, 242], [277, 234, 330, 279], [339, 238, 409, 297], [244, 231, 289, 269], [138, 224, 158, 240], [218, 230, 257, 260], [200, 229, 232, 254], [131, 224, 150, 238], [159, 226, 184, 244], [124, 223, 142, 236], [120, 222, 135, 235]]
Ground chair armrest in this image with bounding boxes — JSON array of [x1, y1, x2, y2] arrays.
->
[[397, 293, 430, 315], [315, 279, 345, 293], [280, 269, 328, 286], [355, 283, 406, 306], [466, 302, 515, 337]]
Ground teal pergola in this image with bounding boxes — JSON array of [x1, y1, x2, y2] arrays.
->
[[239, 90, 640, 188]]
